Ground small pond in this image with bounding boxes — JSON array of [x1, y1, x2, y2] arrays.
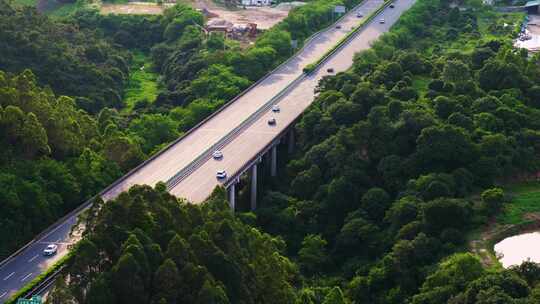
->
[[494, 231, 540, 268]]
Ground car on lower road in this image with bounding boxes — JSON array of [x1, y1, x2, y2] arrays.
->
[[272, 105, 280, 112], [390, 3, 395, 8], [43, 244, 58, 256], [379, 18, 385, 24], [356, 12, 363, 17], [268, 117, 276, 125], [216, 170, 227, 179], [336, 25, 342, 29], [327, 68, 335, 73]]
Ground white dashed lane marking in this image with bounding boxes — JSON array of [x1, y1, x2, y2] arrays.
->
[[3, 272, 14, 281], [28, 255, 39, 263], [20, 273, 32, 282]]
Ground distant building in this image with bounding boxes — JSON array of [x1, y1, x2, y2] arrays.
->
[[206, 19, 234, 33], [241, 0, 272, 6], [525, 0, 540, 14]]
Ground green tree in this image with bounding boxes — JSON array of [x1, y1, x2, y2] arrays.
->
[[166, 233, 195, 269], [481, 187, 505, 215], [153, 258, 180, 301], [298, 234, 328, 275], [196, 280, 230, 304], [360, 187, 391, 221], [112, 253, 147, 304], [411, 253, 484, 304], [322, 287, 347, 304], [416, 124, 476, 172], [21, 112, 50, 157], [163, 7, 203, 41], [422, 198, 471, 234], [129, 114, 179, 154], [442, 60, 471, 84]]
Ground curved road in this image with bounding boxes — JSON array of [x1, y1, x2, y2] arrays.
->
[[0, 0, 414, 301]]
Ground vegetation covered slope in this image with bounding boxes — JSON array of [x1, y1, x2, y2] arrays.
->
[[47, 0, 540, 303], [10, 0, 540, 303], [0, 0, 369, 258], [246, 0, 540, 303], [0, 70, 124, 257], [46, 186, 299, 304], [0, 0, 130, 111]]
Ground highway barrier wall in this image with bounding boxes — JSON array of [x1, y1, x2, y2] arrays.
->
[[0, 0, 368, 275], [0, 0, 376, 300], [305, 0, 393, 74], [168, 0, 397, 190], [5, 254, 71, 304], [225, 0, 395, 189]]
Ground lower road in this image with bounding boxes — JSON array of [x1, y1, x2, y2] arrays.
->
[[0, 217, 76, 302], [0, 0, 414, 301]]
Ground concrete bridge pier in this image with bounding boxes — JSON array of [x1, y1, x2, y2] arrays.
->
[[271, 145, 277, 177], [288, 129, 295, 154], [250, 164, 257, 211], [228, 183, 236, 211]]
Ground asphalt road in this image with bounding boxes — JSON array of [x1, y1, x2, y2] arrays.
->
[[0, 0, 414, 301], [170, 0, 416, 202], [100, 0, 386, 201], [0, 217, 77, 302]]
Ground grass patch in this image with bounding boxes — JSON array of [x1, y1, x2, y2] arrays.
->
[[9, 0, 37, 7], [466, 181, 540, 266], [45, 0, 87, 17], [497, 181, 540, 225], [123, 51, 159, 112], [411, 76, 430, 97]]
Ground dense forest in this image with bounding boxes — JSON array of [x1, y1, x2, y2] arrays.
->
[[0, 70, 123, 258], [0, 2, 130, 112], [44, 0, 540, 303], [252, 0, 540, 302], [48, 186, 299, 304], [0, 0, 367, 262]]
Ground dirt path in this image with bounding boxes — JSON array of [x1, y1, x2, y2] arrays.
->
[[470, 212, 540, 267], [100, 2, 175, 15], [469, 219, 509, 267], [192, 0, 290, 29], [99, 0, 291, 29]]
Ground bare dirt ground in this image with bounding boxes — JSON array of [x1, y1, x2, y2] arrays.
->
[[469, 212, 540, 267], [100, 2, 174, 15], [193, 0, 290, 29], [469, 219, 509, 267], [516, 14, 540, 51], [99, 0, 291, 29]]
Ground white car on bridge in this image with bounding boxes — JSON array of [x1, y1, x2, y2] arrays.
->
[[216, 170, 227, 179]]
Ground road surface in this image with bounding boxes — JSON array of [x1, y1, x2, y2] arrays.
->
[[101, 0, 385, 202], [0, 0, 414, 301], [170, 0, 416, 202], [0, 217, 77, 302]]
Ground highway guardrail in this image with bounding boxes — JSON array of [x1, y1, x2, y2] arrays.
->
[[0, 0, 371, 299], [165, 0, 379, 189], [224, 1, 395, 188], [305, 0, 393, 74], [167, 0, 394, 191], [5, 254, 71, 304], [0, 0, 365, 273]]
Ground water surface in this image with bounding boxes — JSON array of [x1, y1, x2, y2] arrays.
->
[[494, 231, 540, 268]]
